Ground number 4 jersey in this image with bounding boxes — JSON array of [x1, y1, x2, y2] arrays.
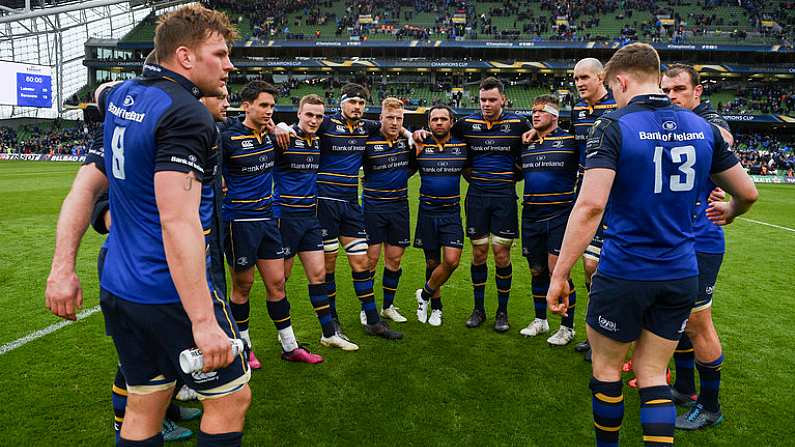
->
[[100, 64, 218, 305], [585, 94, 738, 281]]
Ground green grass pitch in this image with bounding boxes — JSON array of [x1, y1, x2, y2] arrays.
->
[[1, 160, 794, 446]]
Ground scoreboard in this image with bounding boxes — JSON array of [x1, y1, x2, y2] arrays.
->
[[0, 61, 53, 108]]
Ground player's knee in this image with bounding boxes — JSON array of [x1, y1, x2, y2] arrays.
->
[[471, 245, 488, 264], [493, 247, 511, 267], [384, 255, 402, 271], [530, 266, 547, 278], [264, 275, 285, 298], [443, 255, 460, 272], [684, 310, 712, 336]]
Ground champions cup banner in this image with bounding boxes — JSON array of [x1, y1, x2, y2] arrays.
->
[[0, 153, 86, 162], [231, 40, 794, 53], [85, 57, 795, 75]]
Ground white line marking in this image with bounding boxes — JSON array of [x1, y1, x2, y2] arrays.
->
[[0, 305, 101, 355], [738, 217, 795, 233]]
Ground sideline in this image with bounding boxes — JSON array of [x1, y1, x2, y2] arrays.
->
[[738, 217, 795, 233], [0, 305, 101, 355]]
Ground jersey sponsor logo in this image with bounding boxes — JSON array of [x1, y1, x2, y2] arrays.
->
[[122, 95, 135, 107], [598, 315, 618, 332], [336, 125, 346, 132], [107, 101, 146, 123], [662, 120, 678, 131], [241, 140, 254, 148], [191, 370, 219, 384], [170, 155, 205, 173], [348, 139, 357, 145], [485, 139, 495, 145], [295, 139, 305, 147], [578, 111, 587, 119], [638, 130, 705, 141], [472, 124, 482, 131]]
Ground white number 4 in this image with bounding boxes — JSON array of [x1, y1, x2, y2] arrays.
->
[[653, 145, 695, 194], [111, 126, 126, 180]]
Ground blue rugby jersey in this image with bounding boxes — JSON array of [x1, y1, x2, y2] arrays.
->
[[520, 127, 579, 221], [100, 64, 218, 305], [317, 113, 380, 203], [693, 102, 731, 255], [452, 111, 529, 197], [416, 135, 469, 213], [572, 91, 618, 170], [221, 117, 276, 221], [585, 94, 738, 281], [362, 134, 414, 213], [274, 124, 320, 217]]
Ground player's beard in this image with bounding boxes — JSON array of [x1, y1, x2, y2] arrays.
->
[[432, 130, 450, 139]]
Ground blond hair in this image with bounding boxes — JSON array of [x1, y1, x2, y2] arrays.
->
[[155, 4, 238, 63]]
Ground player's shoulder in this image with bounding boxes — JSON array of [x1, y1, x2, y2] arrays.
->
[[693, 103, 730, 130], [499, 111, 526, 121], [550, 127, 574, 138]]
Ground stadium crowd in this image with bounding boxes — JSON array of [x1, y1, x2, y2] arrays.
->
[[0, 122, 96, 156], [200, 0, 792, 45], [716, 85, 795, 115]]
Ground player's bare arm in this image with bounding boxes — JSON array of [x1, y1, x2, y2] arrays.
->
[[155, 170, 233, 372], [45, 163, 108, 321]]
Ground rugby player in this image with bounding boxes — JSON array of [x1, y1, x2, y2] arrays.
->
[[518, 95, 579, 346], [413, 105, 468, 326], [49, 6, 255, 446], [222, 80, 323, 365], [662, 64, 734, 430], [415, 77, 530, 332], [546, 43, 757, 446], [314, 83, 403, 340], [361, 97, 415, 324], [274, 94, 359, 351]]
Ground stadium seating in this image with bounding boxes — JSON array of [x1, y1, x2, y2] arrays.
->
[[120, 1, 792, 45]]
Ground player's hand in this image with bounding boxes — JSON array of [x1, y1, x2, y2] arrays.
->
[[706, 200, 736, 226], [412, 129, 428, 144], [546, 276, 571, 317], [269, 120, 292, 149], [192, 319, 234, 373], [522, 129, 538, 144], [708, 187, 726, 203], [45, 268, 83, 321]]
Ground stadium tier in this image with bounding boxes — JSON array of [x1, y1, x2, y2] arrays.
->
[[116, 0, 793, 46]]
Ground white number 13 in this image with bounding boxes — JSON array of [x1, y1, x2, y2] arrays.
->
[[653, 145, 695, 194]]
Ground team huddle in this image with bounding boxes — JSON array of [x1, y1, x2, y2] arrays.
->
[[43, 4, 760, 447]]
